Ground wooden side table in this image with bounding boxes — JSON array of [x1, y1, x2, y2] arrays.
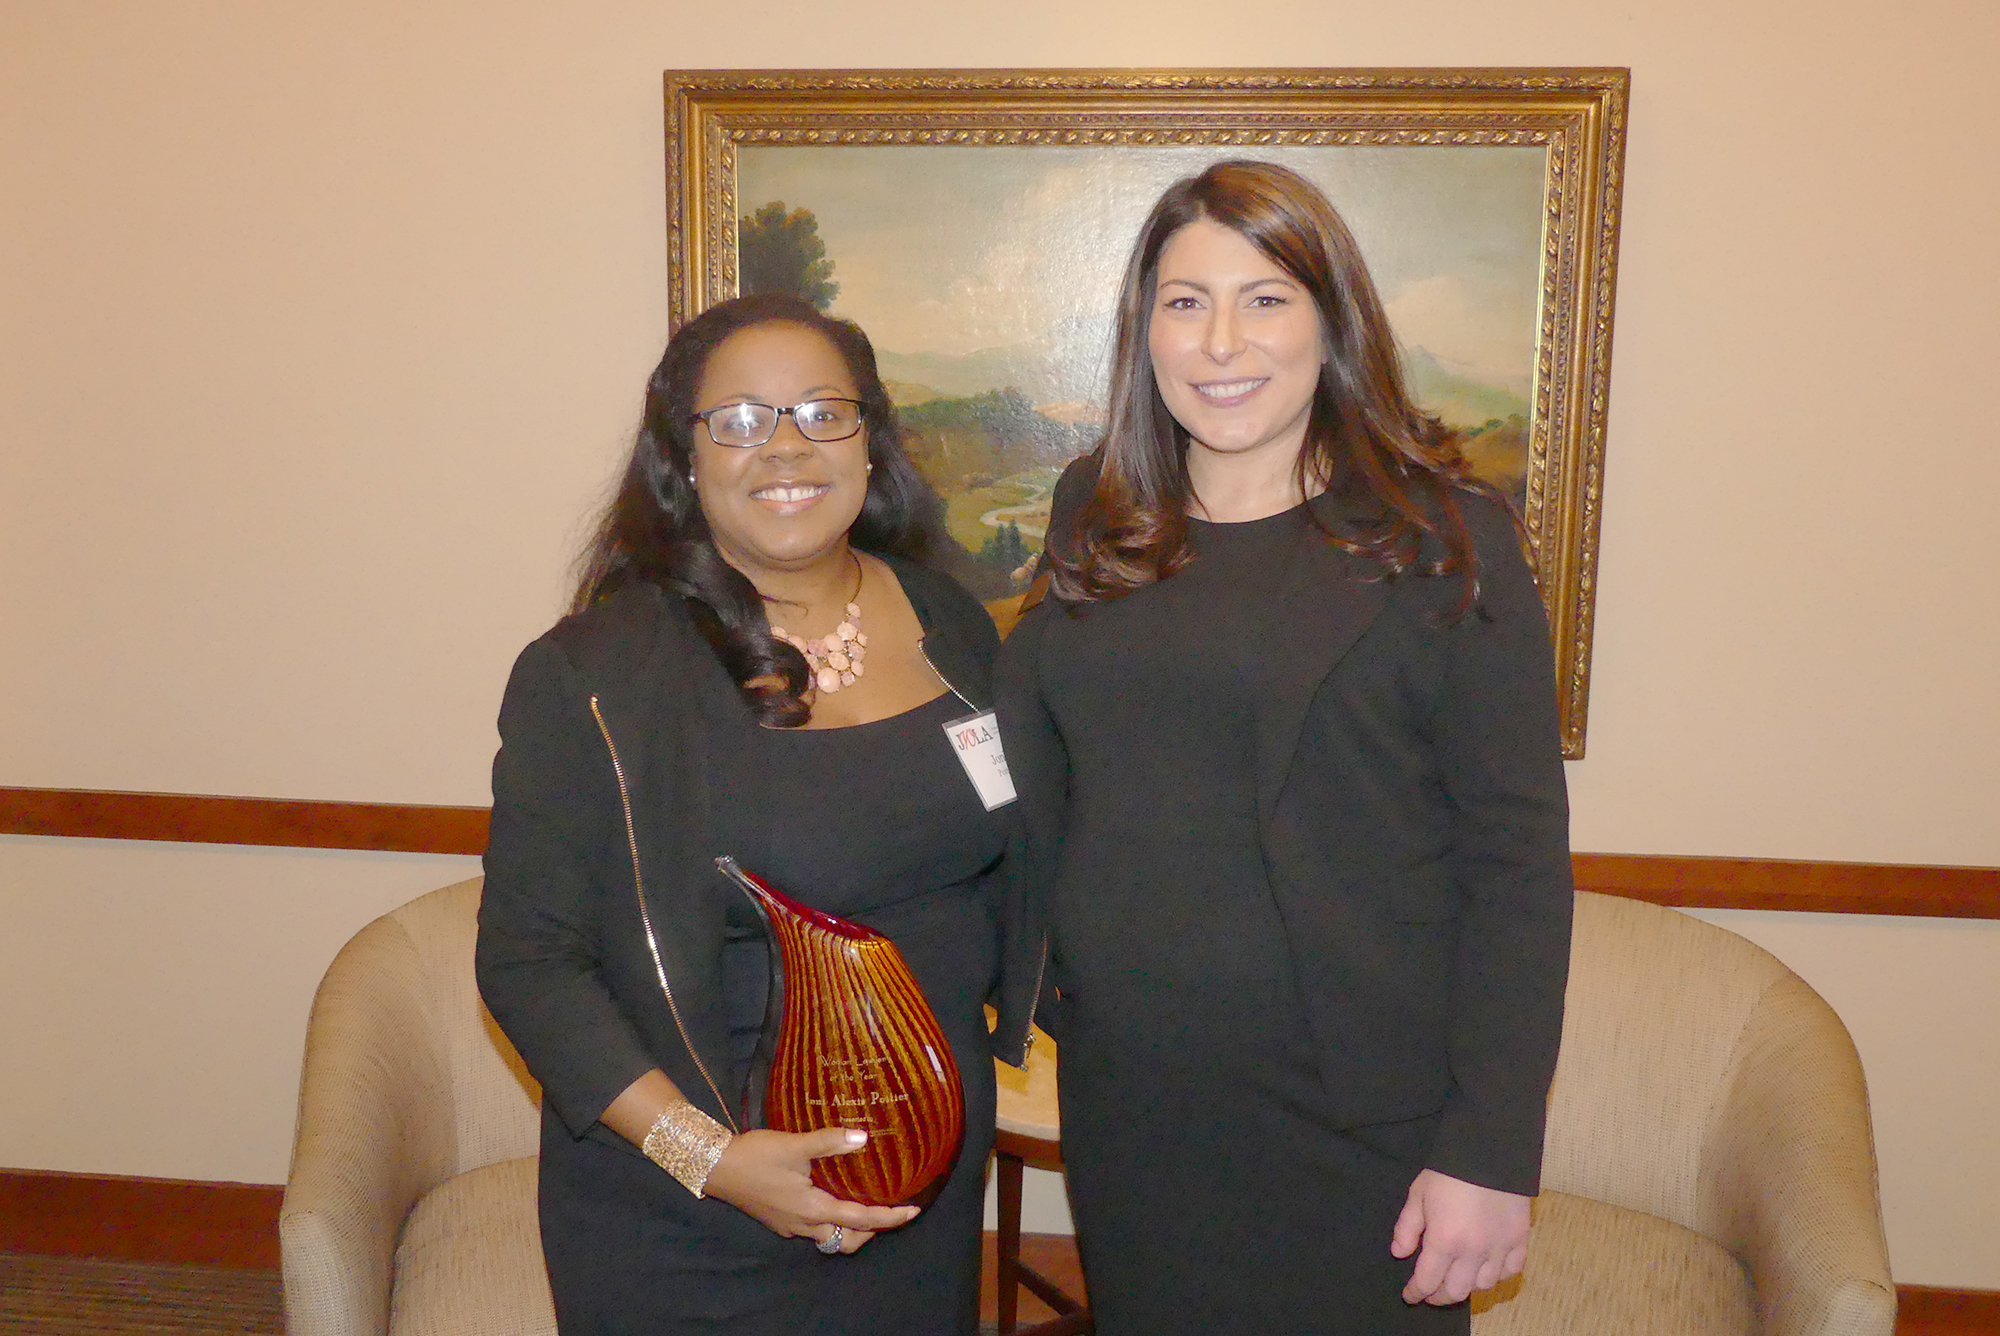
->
[[993, 1029, 1090, 1336]]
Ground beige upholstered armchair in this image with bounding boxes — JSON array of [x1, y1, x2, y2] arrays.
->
[[282, 877, 554, 1336], [1474, 891, 1895, 1336], [284, 880, 1894, 1336]]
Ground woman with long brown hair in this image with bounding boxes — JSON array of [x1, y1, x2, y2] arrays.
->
[[996, 160, 1573, 1333]]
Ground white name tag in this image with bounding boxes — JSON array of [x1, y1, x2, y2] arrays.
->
[[942, 709, 1016, 810]]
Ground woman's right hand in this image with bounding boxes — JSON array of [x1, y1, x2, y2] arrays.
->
[[702, 1127, 921, 1254]]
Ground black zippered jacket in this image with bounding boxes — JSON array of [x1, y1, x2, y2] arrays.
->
[[475, 556, 1035, 1168]]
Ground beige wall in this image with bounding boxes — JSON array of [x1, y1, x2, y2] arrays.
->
[[2, 0, 1995, 1286]]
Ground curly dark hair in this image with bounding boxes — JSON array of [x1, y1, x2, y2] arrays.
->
[[1051, 159, 1495, 616], [573, 293, 946, 726]]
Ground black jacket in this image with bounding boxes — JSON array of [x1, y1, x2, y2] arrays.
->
[[995, 458, 1573, 1195], [475, 555, 1035, 1158]]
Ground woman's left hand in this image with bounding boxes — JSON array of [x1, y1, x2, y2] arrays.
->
[[1389, 1169, 1530, 1305]]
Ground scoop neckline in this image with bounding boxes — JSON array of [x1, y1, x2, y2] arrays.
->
[[760, 685, 958, 736], [1187, 499, 1311, 528]]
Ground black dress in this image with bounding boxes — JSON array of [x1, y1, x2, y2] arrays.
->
[[1039, 506, 1467, 1336], [535, 685, 1004, 1336]]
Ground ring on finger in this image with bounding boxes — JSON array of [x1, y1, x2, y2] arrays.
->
[[815, 1225, 845, 1255]]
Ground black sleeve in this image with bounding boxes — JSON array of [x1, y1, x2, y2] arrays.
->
[[1425, 498, 1575, 1195], [475, 637, 661, 1138], [989, 603, 1073, 1056]]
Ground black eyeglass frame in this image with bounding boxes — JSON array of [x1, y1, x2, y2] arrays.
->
[[687, 397, 868, 449]]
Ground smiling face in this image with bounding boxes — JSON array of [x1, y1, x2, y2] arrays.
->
[[1147, 215, 1327, 473], [690, 321, 870, 583]]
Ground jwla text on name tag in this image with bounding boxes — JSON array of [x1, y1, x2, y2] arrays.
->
[[942, 709, 1016, 810]]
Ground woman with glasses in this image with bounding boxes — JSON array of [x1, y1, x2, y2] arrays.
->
[[997, 161, 1573, 1334], [477, 293, 1033, 1335]]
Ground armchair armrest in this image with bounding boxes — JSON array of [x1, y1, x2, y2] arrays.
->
[[1704, 973, 1895, 1336], [282, 914, 456, 1336]]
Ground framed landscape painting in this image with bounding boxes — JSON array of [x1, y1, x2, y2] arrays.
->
[[664, 69, 1628, 756]]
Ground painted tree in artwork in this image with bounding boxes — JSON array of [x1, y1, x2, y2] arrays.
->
[[977, 520, 1031, 575], [739, 202, 839, 310]]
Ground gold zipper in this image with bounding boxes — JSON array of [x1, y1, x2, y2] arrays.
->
[[1024, 933, 1049, 1057], [589, 694, 739, 1134], [917, 636, 979, 713]]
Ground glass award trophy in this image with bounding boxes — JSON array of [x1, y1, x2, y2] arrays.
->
[[717, 856, 965, 1208]]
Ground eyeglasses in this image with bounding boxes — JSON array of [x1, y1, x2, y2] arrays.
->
[[689, 397, 866, 448]]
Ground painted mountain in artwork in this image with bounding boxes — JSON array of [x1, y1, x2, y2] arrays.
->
[[1400, 346, 1531, 430]]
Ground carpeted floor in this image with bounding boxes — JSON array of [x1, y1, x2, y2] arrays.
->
[[0, 1254, 281, 1335], [0, 1237, 1085, 1334]]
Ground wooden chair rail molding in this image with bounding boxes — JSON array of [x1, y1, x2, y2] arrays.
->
[[0, 787, 488, 857], [2, 786, 1996, 919]]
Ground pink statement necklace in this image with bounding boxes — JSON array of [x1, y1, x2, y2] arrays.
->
[[769, 557, 867, 695]]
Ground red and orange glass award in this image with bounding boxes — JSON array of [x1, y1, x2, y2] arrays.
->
[[716, 856, 965, 1208]]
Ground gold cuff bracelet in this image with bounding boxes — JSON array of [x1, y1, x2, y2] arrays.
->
[[641, 1102, 733, 1198]]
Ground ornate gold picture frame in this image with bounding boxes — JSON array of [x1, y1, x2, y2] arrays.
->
[[665, 68, 1627, 756]]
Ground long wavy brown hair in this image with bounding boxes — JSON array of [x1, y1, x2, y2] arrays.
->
[[1049, 159, 1493, 613]]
